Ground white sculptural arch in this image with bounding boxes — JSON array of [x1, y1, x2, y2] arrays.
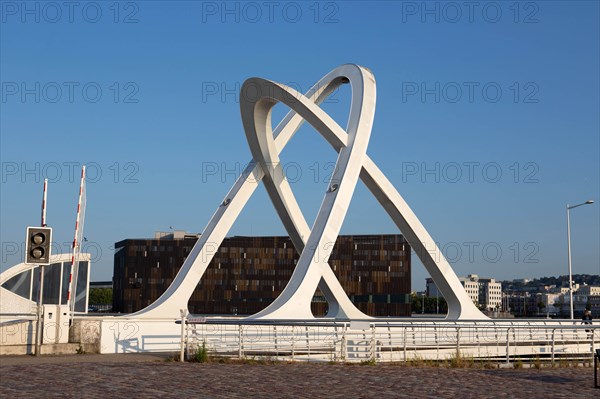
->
[[132, 64, 487, 320]]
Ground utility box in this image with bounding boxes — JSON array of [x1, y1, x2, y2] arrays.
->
[[43, 305, 70, 344]]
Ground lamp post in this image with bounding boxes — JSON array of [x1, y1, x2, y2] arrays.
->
[[566, 200, 594, 319]]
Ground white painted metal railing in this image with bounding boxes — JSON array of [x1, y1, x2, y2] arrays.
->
[[182, 319, 599, 364]]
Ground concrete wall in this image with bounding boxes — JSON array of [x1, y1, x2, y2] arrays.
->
[[0, 287, 36, 314], [0, 317, 103, 355], [0, 319, 37, 354], [99, 317, 181, 354]]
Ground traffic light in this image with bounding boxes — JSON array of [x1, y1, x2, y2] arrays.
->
[[25, 226, 52, 265]]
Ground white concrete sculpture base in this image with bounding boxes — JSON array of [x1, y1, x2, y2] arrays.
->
[[132, 64, 487, 321]]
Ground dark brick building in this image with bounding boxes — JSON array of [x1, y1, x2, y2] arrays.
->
[[113, 232, 411, 316]]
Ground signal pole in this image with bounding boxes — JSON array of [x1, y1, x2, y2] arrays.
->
[[35, 179, 48, 356]]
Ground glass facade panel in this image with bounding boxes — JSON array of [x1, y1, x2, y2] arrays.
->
[[61, 262, 70, 305], [31, 267, 40, 302], [74, 261, 89, 312], [42, 263, 62, 304], [1, 269, 32, 300]]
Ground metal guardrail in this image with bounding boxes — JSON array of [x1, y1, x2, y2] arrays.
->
[[180, 319, 599, 364]]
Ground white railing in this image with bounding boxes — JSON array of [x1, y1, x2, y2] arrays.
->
[[182, 320, 599, 364]]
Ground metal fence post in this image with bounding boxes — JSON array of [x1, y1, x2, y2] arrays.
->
[[506, 328, 511, 364], [341, 323, 347, 361], [238, 325, 243, 359], [291, 326, 295, 361], [435, 326, 439, 360], [590, 328, 595, 365], [305, 326, 310, 360], [456, 327, 461, 358], [274, 325, 278, 358], [476, 326, 481, 359], [403, 327, 407, 362], [371, 324, 376, 362], [595, 347, 598, 389], [387, 324, 392, 359], [551, 328, 555, 366], [179, 309, 186, 362]]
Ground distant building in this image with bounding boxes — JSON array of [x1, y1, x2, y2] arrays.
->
[[560, 293, 590, 318], [113, 233, 412, 317], [425, 274, 502, 311], [461, 276, 481, 305], [479, 277, 502, 310], [556, 285, 600, 318], [576, 285, 600, 296], [501, 278, 600, 318], [508, 292, 544, 317], [460, 274, 502, 311], [549, 286, 570, 295], [425, 278, 442, 297], [540, 292, 562, 316]]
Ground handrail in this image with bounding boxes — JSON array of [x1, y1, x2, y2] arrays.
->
[[179, 318, 599, 363], [188, 318, 599, 330]]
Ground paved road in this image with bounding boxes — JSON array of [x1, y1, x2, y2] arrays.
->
[[0, 354, 597, 398]]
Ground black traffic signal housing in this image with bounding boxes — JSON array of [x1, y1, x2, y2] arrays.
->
[[25, 226, 52, 265]]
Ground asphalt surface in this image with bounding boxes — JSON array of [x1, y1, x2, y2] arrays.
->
[[0, 354, 597, 398]]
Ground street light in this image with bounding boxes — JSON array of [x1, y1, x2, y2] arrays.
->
[[566, 199, 594, 319]]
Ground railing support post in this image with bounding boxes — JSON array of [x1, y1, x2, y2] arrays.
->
[[179, 309, 187, 362], [403, 327, 407, 362], [341, 323, 347, 361], [371, 324, 376, 362], [590, 328, 595, 366], [274, 325, 278, 358], [291, 326, 295, 361], [594, 347, 599, 389], [306, 326, 310, 360], [238, 325, 243, 359], [506, 328, 511, 364], [456, 327, 461, 359], [551, 329, 555, 366]]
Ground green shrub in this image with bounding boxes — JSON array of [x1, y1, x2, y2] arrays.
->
[[194, 341, 209, 363], [513, 358, 523, 369], [360, 358, 377, 366], [448, 352, 474, 368]]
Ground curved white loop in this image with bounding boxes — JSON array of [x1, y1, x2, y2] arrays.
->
[[130, 65, 367, 319], [131, 64, 487, 321], [240, 65, 376, 319]]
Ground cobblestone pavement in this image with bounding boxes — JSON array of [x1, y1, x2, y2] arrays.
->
[[0, 354, 597, 398]]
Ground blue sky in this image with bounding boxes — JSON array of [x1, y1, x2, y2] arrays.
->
[[1, 1, 599, 290]]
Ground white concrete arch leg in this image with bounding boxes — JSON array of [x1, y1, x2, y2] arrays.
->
[[358, 158, 485, 320], [251, 65, 377, 319], [128, 161, 264, 318]]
